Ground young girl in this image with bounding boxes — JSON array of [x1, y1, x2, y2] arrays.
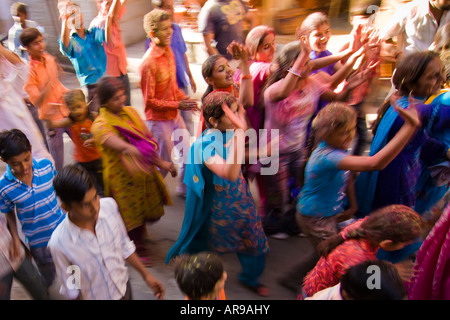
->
[[301, 204, 423, 298], [261, 39, 369, 237], [174, 252, 227, 300], [297, 100, 420, 249], [91, 76, 175, 266], [297, 11, 380, 156], [45, 89, 104, 196], [166, 91, 270, 297], [303, 205, 422, 297], [196, 41, 253, 137]]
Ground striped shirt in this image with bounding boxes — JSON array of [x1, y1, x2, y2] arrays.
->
[[0, 158, 65, 249], [48, 198, 136, 300]]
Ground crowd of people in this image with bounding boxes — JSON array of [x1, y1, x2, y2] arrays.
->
[[0, 0, 449, 301]]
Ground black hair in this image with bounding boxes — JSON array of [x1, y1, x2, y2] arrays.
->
[[0, 129, 31, 161], [174, 252, 224, 300], [340, 260, 406, 300], [53, 164, 95, 205], [97, 76, 125, 106], [19, 27, 42, 48], [202, 91, 237, 128], [10, 2, 27, 17]]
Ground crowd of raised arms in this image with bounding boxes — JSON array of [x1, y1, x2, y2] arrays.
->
[[0, 0, 449, 301]]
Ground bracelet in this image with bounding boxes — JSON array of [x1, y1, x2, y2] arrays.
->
[[288, 67, 303, 78], [241, 74, 252, 80]]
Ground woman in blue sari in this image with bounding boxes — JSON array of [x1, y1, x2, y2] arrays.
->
[[166, 92, 270, 297], [355, 51, 450, 262]]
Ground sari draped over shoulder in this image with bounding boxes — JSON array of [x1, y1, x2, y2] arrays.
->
[[409, 204, 450, 300], [91, 106, 171, 231], [355, 97, 410, 217], [166, 129, 269, 263]]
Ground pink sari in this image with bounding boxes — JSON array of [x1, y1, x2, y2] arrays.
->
[[409, 204, 450, 300]]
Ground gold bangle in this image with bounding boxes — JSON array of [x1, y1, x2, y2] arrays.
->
[[241, 74, 252, 80]]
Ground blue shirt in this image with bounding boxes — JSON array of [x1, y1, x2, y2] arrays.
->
[[60, 27, 107, 86], [0, 158, 65, 248], [297, 142, 350, 217]]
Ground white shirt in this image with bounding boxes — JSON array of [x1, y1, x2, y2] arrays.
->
[[380, 0, 450, 53], [0, 56, 53, 163], [48, 198, 136, 300], [305, 283, 344, 300]]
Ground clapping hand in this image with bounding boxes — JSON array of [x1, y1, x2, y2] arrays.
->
[[221, 102, 247, 131]]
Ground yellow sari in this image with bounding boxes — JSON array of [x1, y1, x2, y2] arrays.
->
[[91, 106, 172, 231]]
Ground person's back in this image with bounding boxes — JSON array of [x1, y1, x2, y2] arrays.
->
[[174, 252, 227, 300]]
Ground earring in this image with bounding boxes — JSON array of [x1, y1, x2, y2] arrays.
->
[[214, 123, 218, 128]]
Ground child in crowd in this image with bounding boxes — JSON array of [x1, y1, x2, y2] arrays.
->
[[302, 204, 423, 298], [261, 39, 369, 238], [174, 252, 227, 300], [44, 89, 104, 196], [20, 27, 70, 171], [166, 91, 269, 297], [60, 2, 111, 113], [297, 11, 380, 156], [49, 164, 165, 300], [8, 2, 45, 60], [149, 0, 198, 136], [0, 129, 65, 288], [297, 100, 420, 249], [305, 259, 406, 300], [197, 41, 253, 136], [140, 8, 198, 197]]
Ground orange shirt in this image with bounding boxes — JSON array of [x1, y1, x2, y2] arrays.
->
[[24, 52, 69, 121], [90, 6, 127, 77], [139, 44, 187, 121], [70, 118, 101, 163]]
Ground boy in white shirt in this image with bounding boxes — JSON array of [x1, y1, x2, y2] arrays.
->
[[48, 164, 165, 300]]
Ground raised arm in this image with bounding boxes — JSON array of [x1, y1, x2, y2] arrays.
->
[[227, 41, 253, 108], [338, 97, 421, 171], [266, 39, 311, 102]]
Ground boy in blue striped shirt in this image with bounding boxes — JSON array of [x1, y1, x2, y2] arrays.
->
[[0, 129, 65, 289]]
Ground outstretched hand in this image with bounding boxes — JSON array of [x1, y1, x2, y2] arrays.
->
[[393, 95, 421, 128], [221, 102, 247, 131], [227, 41, 249, 61]]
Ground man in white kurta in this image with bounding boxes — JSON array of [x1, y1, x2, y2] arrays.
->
[[0, 45, 53, 163]]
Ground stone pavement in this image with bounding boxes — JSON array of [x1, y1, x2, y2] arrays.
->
[[9, 17, 391, 300]]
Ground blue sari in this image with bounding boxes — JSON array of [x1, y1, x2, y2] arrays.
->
[[166, 129, 269, 264], [355, 95, 449, 263], [415, 91, 450, 214], [355, 96, 447, 217]]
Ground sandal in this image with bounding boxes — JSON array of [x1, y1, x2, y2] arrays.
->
[[239, 282, 270, 297]]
